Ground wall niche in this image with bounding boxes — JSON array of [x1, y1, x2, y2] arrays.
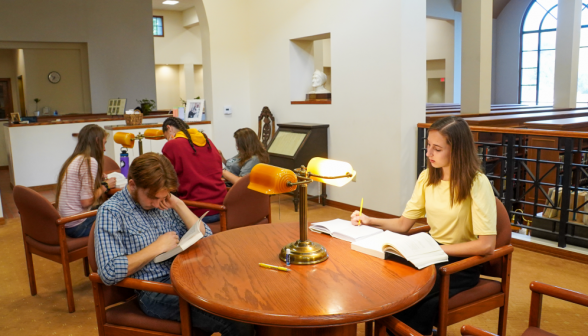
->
[[289, 33, 331, 104]]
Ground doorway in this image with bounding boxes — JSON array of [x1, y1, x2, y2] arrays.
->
[[17, 75, 25, 116], [0, 78, 14, 119], [427, 78, 446, 103]]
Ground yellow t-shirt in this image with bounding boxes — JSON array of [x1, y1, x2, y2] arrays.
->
[[402, 170, 497, 245]]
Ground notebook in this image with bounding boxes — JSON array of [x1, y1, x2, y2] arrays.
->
[[309, 219, 383, 243], [351, 231, 448, 269]]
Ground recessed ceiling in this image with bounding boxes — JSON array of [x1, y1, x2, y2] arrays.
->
[[152, 0, 196, 11]]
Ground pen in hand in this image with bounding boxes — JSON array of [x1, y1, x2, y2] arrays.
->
[[358, 198, 364, 226]]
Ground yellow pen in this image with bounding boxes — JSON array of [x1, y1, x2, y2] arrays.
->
[[259, 263, 290, 272], [358, 198, 364, 225]]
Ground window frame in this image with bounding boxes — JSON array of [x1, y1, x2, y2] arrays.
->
[[153, 16, 164, 37]]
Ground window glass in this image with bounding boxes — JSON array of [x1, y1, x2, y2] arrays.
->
[[522, 68, 538, 85], [522, 51, 538, 68], [578, 40, 588, 104], [541, 8, 558, 30], [582, 5, 588, 25], [537, 0, 558, 10], [537, 50, 556, 104], [523, 4, 547, 32], [153, 16, 163, 36], [540, 31, 557, 50], [521, 86, 537, 102], [522, 33, 539, 51]]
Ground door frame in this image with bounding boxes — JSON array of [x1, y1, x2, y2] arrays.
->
[[0, 78, 14, 119]]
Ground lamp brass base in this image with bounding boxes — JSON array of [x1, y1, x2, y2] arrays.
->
[[279, 240, 328, 265]]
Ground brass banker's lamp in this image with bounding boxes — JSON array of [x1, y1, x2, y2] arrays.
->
[[113, 129, 165, 155], [248, 158, 356, 265]]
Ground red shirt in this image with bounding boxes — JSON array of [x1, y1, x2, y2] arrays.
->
[[162, 137, 226, 217]]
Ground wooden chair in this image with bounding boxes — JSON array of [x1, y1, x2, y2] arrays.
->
[[183, 174, 271, 233], [103, 155, 121, 174], [374, 197, 513, 336], [13, 185, 96, 313], [257, 106, 275, 149], [461, 282, 588, 336], [88, 223, 209, 336]]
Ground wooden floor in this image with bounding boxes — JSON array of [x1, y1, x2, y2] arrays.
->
[[1, 170, 588, 335]]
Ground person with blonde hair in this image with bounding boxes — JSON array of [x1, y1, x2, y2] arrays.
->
[[56, 124, 115, 238], [351, 116, 497, 336]]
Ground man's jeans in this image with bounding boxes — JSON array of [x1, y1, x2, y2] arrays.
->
[[137, 275, 254, 336]]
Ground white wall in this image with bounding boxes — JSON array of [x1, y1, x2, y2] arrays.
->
[[153, 9, 203, 65], [494, 0, 533, 103], [196, 0, 426, 216], [155, 65, 181, 109], [0, 0, 157, 114], [194, 65, 204, 98], [426, 18, 454, 103]]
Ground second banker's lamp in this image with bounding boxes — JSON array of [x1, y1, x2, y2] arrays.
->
[[113, 129, 166, 155], [248, 158, 356, 265]]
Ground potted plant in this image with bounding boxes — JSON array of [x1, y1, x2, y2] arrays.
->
[[34, 98, 40, 112], [136, 99, 156, 115]]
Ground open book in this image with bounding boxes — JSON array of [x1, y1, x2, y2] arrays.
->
[[309, 218, 383, 243], [154, 211, 208, 263], [351, 231, 448, 269]]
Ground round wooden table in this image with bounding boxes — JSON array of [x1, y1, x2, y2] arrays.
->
[[171, 223, 436, 336]]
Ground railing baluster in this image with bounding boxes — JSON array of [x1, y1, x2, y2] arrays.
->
[[505, 134, 515, 216], [558, 137, 573, 248]]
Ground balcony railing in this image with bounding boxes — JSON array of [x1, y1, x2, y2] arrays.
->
[[417, 124, 588, 248]]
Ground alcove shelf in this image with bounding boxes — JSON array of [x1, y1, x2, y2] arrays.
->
[[291, 101, 331, 105]]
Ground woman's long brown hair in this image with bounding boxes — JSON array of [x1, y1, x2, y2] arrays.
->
[[234, 128, 269, 166], [426, 116, 481, 207], [55, 124, 107, 208]]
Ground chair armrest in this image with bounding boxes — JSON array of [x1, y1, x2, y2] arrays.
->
[[377, 316, 424, 336], [107, 188, 122, 196], [460, 325, 498, 336], [56, 209, 98, 226], [439, 245, 514, 276], [530, 281, 588, 307], [406, 225, 430, 235], [89, 273, 177, 296], [182, 200, 226, 212]]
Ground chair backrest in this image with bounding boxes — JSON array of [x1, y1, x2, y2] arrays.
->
[[14, 185, 61, 245], [103, 155, 121, 174], [224, 174, 270, 230], [482, 197, 512, 277], [257, 106, 275, 149], [88, 222, 135, 305]]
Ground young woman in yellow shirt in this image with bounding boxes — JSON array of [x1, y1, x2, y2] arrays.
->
[[351, 116, 497, 335]]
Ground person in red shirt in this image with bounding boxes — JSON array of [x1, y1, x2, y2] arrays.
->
[[161, 117, 226, 223]]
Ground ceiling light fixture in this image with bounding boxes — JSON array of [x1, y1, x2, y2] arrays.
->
[[162, 1, 179, 5]]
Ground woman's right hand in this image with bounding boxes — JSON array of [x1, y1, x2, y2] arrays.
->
[[351, 210, 372, 226], [106, 177, 116, 189]]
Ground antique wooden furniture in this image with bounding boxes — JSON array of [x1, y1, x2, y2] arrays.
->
[[182, 174, 271, 233], [257, 106, 276, 149], [375, 198, 513, 336], [524, 116, 588, 131], [13, 185, 95, 313], [461, 110, 588, 128], [426, 107, 570, 122], [170, 222, 436, 336], [461, 281, 588, 336], [268, 122, 329, 210], [87, 224, 209, 336]]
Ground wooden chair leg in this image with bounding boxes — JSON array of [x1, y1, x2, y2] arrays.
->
[[374, 320, 388, 336], [91, 282, 107, 336], [365, 321, 373, 336], [497, 305, 508, 336], [83, 257, 90, 277], [23, 241, 37, 296], [62, 260, 75, 313]]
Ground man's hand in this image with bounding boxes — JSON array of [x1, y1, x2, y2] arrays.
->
[[158, 193, 181, 210], [154, 231, 179, 254]]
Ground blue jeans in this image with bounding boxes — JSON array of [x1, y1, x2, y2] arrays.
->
[[65, 216, 96, 238], [202, 213, 220, 224], [137, 275, 254, 336]]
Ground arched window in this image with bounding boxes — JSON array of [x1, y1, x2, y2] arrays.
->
[[519, 0, 588, 106]]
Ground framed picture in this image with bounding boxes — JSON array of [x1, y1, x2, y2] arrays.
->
[[10, 112, 21, 124], [107, 98, 127, 115], [185, 99, 204, 121]]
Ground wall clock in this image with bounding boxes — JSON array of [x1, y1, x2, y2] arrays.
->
[[48, 71, 61, 84]]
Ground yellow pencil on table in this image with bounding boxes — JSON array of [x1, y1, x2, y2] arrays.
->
[[259, 263, 290, 272], [358, 198, 364, 225]]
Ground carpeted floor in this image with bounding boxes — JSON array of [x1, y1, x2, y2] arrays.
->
[[1, 179, 587, 335]]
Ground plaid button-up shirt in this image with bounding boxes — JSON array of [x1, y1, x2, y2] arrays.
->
[[95, 187, 212, 285]]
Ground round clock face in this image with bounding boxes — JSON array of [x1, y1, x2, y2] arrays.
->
[[48, 71, 61, 84]]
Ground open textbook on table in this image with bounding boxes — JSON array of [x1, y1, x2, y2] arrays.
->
[[309, 219, 383, 242], [351, 231, 448, 269]]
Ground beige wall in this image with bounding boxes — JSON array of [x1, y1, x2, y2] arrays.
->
[[196, 0, 426, 215], [194, 65, 204, 98], [0, 0, 156, 114], [426, 18, 454, 103], [155, 65, 181, 110], [22, 48, 88, 115], [153, 9, 203, 65]]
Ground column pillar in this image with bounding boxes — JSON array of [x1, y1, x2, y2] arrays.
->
[[460, 0, 493, 114], [181, 64, 196, 100], [553, 0, 582, 108]]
